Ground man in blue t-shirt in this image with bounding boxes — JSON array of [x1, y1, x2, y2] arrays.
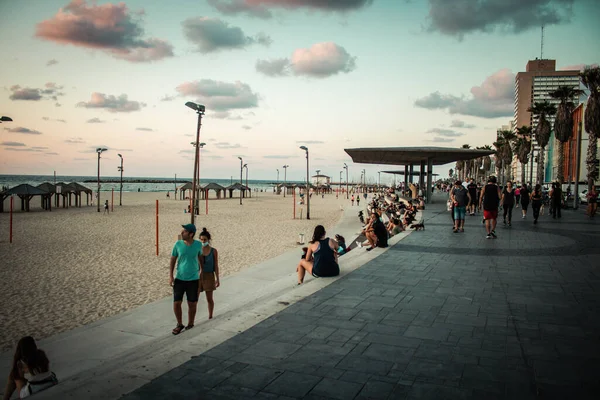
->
[[169, 223, 202, 335]]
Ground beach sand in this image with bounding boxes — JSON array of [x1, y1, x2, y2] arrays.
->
[[0, 191, 349, 351]]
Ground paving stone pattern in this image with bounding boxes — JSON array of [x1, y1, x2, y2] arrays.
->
[[121, 196, 600, 399]]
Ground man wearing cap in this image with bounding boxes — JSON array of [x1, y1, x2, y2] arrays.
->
[[169, 223, 202, 335]]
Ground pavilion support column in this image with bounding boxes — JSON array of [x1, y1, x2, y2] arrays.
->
[[409, 165, 414, 184], [404, 165, 408, 195], [426, 157, 433, 204], [21, 197, 25, 211], [419, 160, 425, 189]]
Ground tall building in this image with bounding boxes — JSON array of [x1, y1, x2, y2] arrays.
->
[[512, 59, 580, 184]]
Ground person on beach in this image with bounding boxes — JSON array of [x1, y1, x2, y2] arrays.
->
[[479, 176, 501, 239], [166, 191, 170, 199], [520, 184, 530, 219], [501, 180, 515, 226], [296, 225, 339, 284], [3, 336, 58, 400], [586, 187, 597, 218], [169, 224, 202, 335], [103, 200, 109, 214], [198, 227, 220, 320], [356, 196, 360, 207], [531, 184, 543, 224], [451, 180, 471, 233], [351, 195, 355, 206]]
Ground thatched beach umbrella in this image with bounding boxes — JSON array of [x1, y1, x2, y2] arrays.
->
[[54, 182, 76, 208], [226, 182, 251, 199], [37, 182, 56, 210], [69, 182, 93, 207], [201, 182, 225, 199], [178, 182, 193, 200], [1, 184, 49, 212]]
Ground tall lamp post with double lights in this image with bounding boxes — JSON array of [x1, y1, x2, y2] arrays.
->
[[299, 146, 310, 219], [238, 157, 243, 205], [184, 101, 205, 225], [362, 169, 366, 193], [276, 168, 279, 191], [339, 170, 343, 196], [316, 169, 321, 194], [117, 154, 123, 206], [282, 165, 289, 197], [191, 141, 206, 205], [96, 147, 107, 212], [343, 163, 348, 199], [243, 164, 248, 188]]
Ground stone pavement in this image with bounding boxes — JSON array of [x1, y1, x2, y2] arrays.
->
[[120, 196, 600, 400]]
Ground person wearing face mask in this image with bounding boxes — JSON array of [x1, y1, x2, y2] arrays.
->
[[198, 227, 220, 320], [169, 224, 203, 335]]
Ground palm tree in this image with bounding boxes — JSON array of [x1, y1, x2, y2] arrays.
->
[[580, 66, 600, 192], [549, 85, 585, 184], [493, 130, 515, 184], [459, 144, 471, 180], [481, 145, 493, 179], [514, 126, 532, 185], [528, 101, 557, 184]]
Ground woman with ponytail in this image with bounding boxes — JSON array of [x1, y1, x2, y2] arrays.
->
[[295, 225, 340, 284], [198, 227, 219, 320]]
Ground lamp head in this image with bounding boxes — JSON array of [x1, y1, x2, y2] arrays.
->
[[343, 163, 347, 168], [243, 164, 247, 168], [1, 116, 13, 122], [118, 153, 122, 158], [199, 142, 206, 147], [185, 102, 205, 113], [238, 156, 242, 161], [299, 146, 308, 151]]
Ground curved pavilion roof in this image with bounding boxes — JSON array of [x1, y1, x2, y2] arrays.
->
[[344, 147, 494, 166]]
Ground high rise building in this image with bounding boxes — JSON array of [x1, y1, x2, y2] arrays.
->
[[512, 59, 581, 184]]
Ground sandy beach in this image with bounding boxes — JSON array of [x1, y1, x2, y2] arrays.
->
[[0, 191, 348, 351]]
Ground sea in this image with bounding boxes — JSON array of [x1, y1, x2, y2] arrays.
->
[[0, 175, 298, 193]]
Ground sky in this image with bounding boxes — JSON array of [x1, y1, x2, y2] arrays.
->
[[0, 0, 598, 183]]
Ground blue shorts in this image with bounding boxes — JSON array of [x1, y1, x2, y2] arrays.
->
[[453, 206, 467, 220]]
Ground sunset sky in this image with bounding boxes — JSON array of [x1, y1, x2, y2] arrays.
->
[[0, 0, 598, 182]]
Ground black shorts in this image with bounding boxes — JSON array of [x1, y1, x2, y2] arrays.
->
[[173, 279, 199, 302]]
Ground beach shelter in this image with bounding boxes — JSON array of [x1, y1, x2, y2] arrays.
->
[[69, 182, 93, 207], [200, 182, 225, 199], [178, 182, 193, 200], [54, 182, 77, 208], [37, 182, 56, 210], [225, 182, 251, 199], [0, 184, 50, 212]]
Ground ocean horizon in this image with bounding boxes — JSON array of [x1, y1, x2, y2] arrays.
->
[[0, 174, 302, 193]]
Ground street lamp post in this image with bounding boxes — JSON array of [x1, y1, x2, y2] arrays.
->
[[191, 141, 206, 211], [339, 170, 342, 196], [343, 163, 348, 199], [184, 101, 206, 225], [300, 146, 310, 220], [378, 171, 381, 191], [96, 147, 107, 212], [362, 169, 366, 193], [243, 164, 248, 188], [238, 157, 243, 205], [283, 165, 289, 197], [117, 154, 123, 206], [316, 169, 320, 194]]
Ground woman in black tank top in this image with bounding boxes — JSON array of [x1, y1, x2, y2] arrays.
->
[[296, 225, 339, 284], [501, 181, 515, 226], [520, 184, 530, 218]]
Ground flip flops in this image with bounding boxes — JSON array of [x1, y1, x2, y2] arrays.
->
[[172, 324, 185, 335]]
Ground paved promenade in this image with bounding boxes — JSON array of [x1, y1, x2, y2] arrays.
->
[[120, 197, 600, 400]]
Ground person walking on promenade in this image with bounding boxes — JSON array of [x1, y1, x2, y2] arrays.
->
[[531, 184, 543, 224], [356, 196, 360, 207], [501, 180, 516, 226], [198, 228, 220, 320], [479, 176, 501, 239], [169, 223, 202, 335], [515, 186, 521, 208], [296, 225, 339, 284], [586, 187, 597, 218], [351, 195, 355, 206], [451, 180, 471, 233], [467, 178, 478, 215], [520, 183, 530, 219], [550, 182, 562, 219]]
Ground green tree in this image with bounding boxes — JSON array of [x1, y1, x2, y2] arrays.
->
[[494, 130, 516, 184], [514, 125, 533, 185], [549, 85, 585, 183], [580, 66, 600, 191], [527, 101, 557, 184]]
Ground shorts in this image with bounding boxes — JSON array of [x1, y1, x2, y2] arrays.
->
[[483, 210, 498, 220], [199, 272, 216, 292], [453, 206, 467, 220], [173, 278, 199, 302]]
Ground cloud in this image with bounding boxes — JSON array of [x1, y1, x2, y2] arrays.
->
[[182, 17, 271, 53], [46, 59, 58, 66], [450, 120, 475, 129], [65, 137, 85, 144], [42, 117, 67, 123], [179, 149, 195, 154], [205, 155, 224, 159], [3, 127, 42, 135], [257, 42, 356, 78], [136, 127, 154, 131], [35, 0, 174, 63], [242, 125, 252, 130], [209, 111, 244, 120], [9, 82, 65, 101], [1, 141, 26, 147], [559, 63, 599, 71], [45, 152, 59, 155], [31, 146, 49, 150], [87, 117, 106, 123], [215, 142, 243, 149], [4, 147, 44, 152], [297, 140, 325, 144], [78, 93, 145, 112], [427, 0, 575, 37], [426, 128, 465, 137], [414, 68, 515, 118], [430, 137, 456, 143], [160, 95, 175, 102], [256, 58, 290, 77], [175, 80, 258, 112], [263, 155, 295, 159], [207, 0, 373, 19]]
